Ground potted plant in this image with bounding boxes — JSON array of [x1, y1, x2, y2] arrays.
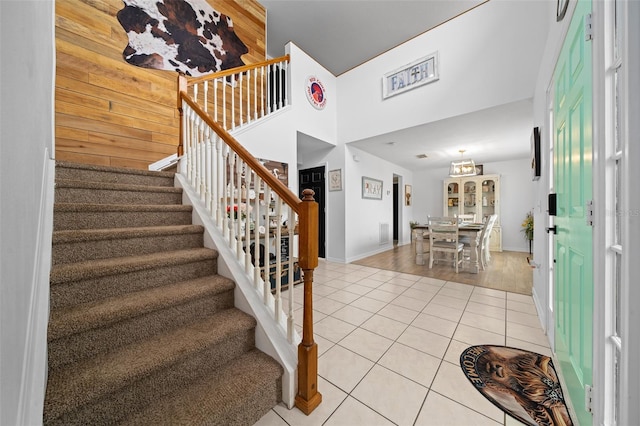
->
[[521, 212, 534, 254], [410, 221, 419, 241]]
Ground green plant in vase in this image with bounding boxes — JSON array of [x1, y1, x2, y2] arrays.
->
[[521, 212, 534, 253]]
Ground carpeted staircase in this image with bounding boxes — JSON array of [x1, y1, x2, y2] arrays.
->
[[44, 161, 283, 425]]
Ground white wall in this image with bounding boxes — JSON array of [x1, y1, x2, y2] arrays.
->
[[413, 157, 535, 253], [345, 146, 413, 262], [337, 0, 550, 143], [234, 42, 338, 193], [0, 0, 56, 424]]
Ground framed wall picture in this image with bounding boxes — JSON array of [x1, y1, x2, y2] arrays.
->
[[328, 169, 342, 191], [382, 52, 439, 99], [362, 176, 383, 200], [405, 184, 412, 206], [475, 164, 484, 176], [531, 127, 541, 181]]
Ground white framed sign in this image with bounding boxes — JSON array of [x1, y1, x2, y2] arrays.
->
[[382, 52, 439, 99]]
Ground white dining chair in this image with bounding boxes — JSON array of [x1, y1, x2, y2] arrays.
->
[[455, 213, 476, 223], [479, 214, 498, 269], [428, 216, 464, 273]]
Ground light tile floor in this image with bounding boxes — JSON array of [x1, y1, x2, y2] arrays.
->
[[255, 260, 551, 426]]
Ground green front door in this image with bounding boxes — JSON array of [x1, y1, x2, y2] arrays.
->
[[553, 1, 593, 425]]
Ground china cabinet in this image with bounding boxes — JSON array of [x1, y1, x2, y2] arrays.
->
[[444, 174, 502, 251]]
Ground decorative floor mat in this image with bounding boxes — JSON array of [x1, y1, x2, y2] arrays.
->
[[460, 345, 573, 426]]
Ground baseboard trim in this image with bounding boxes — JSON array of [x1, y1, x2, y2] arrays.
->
[[16, 154, 55, 425]]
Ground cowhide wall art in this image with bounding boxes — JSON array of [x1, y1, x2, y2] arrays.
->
[[117, 0, 249, 76], [55, 0, 264, 169]]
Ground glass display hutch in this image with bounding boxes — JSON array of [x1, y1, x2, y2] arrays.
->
[[444, 174, 502, 251]]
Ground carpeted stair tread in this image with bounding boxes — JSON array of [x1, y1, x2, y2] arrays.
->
[[48, 275, 235, 341], [54, 203, 192, 213], [52, 224, 204, 243], [55, 178, 183, 194], [55, 161, 175, 186], [44, 308, 256, 420], [52, 225, 205, 264], [55, 179, 183, 205], [50, 248, 217, 284], [121, 349, 284, 426]]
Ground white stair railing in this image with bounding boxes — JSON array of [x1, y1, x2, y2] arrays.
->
[[184, 55, 289, 133], [176, 59, 322, 414]]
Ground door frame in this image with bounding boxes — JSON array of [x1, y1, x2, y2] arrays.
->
[[590, 0, 640, 423]]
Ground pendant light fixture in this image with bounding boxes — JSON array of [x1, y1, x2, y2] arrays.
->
[[449, 149, 477, 177]]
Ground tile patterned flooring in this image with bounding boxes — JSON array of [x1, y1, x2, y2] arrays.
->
[[255, 259, 549, 426]]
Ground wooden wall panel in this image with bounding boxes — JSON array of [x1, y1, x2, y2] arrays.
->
[[55, 0, 266, 170]]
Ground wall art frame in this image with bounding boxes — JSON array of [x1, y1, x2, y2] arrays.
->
[[382, 52, 439, 99], [405, 184, 412, 206], [362, 176, 383, 200], [328, 169, 342, 191]]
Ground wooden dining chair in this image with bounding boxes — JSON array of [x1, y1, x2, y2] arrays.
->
[[428, 216, 464, 273]]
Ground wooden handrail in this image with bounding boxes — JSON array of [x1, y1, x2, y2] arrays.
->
[[185, 55, 290, 85]]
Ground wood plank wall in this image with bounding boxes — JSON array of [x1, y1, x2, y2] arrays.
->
[[55, 0, 266, 170]]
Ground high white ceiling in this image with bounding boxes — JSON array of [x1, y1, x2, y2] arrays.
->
[[257, 0, 551, 171], [260, 0, 486, 76]]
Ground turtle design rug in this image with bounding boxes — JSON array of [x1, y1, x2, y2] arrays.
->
[[460, 345, 573, 426]]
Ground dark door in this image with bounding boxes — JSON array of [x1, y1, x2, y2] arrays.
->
[[393, 182, 399, 241], [299, 166, 326, 258]]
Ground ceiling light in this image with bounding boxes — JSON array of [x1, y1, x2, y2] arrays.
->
[[449, 149, 476, 177]]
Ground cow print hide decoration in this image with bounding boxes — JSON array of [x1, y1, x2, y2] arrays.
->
[[117, 0, 249, 76]]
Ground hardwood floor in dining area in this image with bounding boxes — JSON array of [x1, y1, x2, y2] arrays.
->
[[351, 242, 533, 295]]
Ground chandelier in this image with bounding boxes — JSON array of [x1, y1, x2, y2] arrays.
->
[[449, 149, 477, 177]]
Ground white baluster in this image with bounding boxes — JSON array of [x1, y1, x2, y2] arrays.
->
[[274, 197, 282, 322], [282, 60, 288, 108], [213, 79, 218, 123], [204, 126, 212, 211], [228, 154, 236, 247], [253, 67, 258, 121], [236, 156, 244, 259], [215, 136, 224, 227], [193, 83, 198, 109], [222, 78, 227, 130], [231, 76, 236, 130], [287, 205, 295, 342], [263, 185, 271, 305], [244, 168, 253, 273], [260, 66, 265, 118], [203, 81, 208, 113], [222, 149, 230, 238], [238, 72, 243, 128], [253, 174, 262, 287]]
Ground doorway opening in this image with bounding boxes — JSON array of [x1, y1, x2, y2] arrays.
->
[[298, 166, 326, 258]]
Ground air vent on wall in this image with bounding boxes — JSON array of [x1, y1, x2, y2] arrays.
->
[[379, 223, 390, 245]]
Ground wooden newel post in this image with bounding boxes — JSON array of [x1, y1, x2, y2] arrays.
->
[[294, 189, 322, 415], [176, 73, 187, 157]]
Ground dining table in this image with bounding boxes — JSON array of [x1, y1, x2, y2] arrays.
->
[[412, 222, 485, 273]]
